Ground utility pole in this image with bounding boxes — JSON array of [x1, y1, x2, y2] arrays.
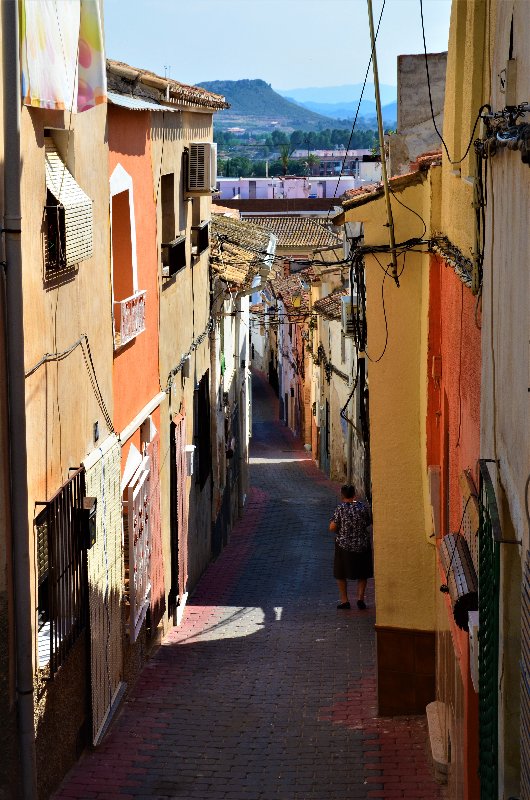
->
[[367, 0, 399, 286]]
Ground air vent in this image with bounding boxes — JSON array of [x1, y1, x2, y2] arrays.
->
[[187, 142, 217, 194]]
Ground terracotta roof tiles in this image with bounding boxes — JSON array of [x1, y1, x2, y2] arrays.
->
[[107, 59, 229, 110], [245, 215, 341, 250], [210, 214, 277, 287]]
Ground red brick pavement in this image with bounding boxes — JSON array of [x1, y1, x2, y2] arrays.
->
[[53, 372, 445, 800]]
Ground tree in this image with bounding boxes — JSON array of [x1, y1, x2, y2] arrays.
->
[[271, 129, 289, 147], [304, 153, 320, 176], [279, 144, 291, 176]]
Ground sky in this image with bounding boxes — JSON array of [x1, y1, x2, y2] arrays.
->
[[103, 0, 452, 92]]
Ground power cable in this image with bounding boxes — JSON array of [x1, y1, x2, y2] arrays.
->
[[327, 0, 387, 212], [364, 253, 390, 363], [419, 0, 491, 166]]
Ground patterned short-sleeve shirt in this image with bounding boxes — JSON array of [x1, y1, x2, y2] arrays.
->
[[332, 500, 372, 553]]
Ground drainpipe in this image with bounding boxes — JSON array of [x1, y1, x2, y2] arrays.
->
[[3, 3, 38, 798]]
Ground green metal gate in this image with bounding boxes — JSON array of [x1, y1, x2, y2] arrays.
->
[[478, 460, 500, 800]]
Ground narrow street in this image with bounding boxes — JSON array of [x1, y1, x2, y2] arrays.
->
[[54, 372, 444, 800]]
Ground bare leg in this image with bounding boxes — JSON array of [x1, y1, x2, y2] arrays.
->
[[357, 578, 367, 601], [336, 579, 349, 603]]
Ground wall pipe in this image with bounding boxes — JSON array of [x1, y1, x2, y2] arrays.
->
[[366, 0, 399, 286], [3, 3, 38, 797]]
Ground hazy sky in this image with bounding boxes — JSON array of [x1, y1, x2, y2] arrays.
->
[[103, 0, 452, 91]]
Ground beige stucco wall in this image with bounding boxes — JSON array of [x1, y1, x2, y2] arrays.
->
[[480, 0, 528, 793], [150, 109, 215, 593], [440, 0, 489, 254], [389, 52, 447, 177], [343, 178, 436, 633], [21, 103, 112, 660]]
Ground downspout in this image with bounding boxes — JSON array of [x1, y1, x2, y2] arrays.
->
[[3, 2, 38, 798]]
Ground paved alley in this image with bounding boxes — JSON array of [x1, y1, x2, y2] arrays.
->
[[54, 372, 444, 800]]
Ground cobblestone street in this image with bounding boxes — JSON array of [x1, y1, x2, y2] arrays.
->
[[54, 372, 445, 800]]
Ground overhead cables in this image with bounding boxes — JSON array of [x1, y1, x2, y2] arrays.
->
[[24, 333, 116, 434], [328, 0, 387, 211], [419, 0, 491, 166]]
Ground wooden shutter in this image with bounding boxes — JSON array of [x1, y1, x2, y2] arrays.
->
[[45, 139, 93, 266]]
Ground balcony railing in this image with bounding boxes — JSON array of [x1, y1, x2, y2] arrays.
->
[[114, 290, 146, 349]]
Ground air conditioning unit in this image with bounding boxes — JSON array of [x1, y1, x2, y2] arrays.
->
[[187, 142, 217, 194], [341, 294, 358, 337]]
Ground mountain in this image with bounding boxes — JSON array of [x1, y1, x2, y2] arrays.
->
[[279, 82, 397, 107], [196, 79, 335, 131], [293, 99, 378, 119], [360, 100, 398, 125]]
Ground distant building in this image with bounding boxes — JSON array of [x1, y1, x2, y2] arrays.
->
[[217, 175, 379, 202], [290, 149, 379, 178]]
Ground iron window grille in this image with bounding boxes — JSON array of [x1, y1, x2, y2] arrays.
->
[[36, 468, 88, 676], [45, 191, 67, 271]]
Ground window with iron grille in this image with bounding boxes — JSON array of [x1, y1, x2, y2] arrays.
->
[[123, 456, 151, 643], [35, 468, 88, 675]]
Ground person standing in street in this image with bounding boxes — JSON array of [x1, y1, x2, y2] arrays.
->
[[329, 484, 373, 610]]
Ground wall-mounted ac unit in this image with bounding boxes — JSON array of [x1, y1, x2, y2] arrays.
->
[[341, 294, 358, 337], [187, 142, 217, 194]]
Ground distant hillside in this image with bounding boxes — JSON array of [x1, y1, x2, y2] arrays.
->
[[360, 101, 398, 126], [279, 82, 397, 106], [196, 79, 334, 131], [294, 99, 378, 120]]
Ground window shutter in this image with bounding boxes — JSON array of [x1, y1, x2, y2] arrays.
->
[[44, 140, 94, 267]]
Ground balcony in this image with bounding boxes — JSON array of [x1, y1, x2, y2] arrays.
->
[[114, 290, 146, 349]]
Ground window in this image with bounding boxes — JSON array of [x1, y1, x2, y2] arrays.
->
[[161, 173, 175, 245], [110, 164, 146, 349], [44, 138, 93, 271], [124, 455, 151, 642], [195, 371, 211, 490], [160, 173, 186, 277], [36, 468, 88, 675]]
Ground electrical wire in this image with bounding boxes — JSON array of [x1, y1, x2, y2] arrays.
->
[[24, 333, 115, 435], [419, 0, 491, 166], [364, 253, 390, 363], [328, 0, 387, 211], [390, 188, 427, 239]]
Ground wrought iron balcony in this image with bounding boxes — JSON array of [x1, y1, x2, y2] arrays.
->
[[114, 290, 146, 349]]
